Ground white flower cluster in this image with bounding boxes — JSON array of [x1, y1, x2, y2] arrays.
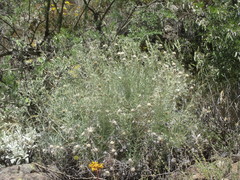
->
[[0, 126, 39, 166]]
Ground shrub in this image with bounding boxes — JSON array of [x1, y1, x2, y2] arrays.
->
[[38, 37, 199, 178]]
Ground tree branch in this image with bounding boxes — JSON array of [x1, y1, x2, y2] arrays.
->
[[43, 0, 51, 41], [0, 16, 20, 38]]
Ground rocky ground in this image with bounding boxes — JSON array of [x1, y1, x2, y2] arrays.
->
[[0, 163, 62, 180], [0, 156, 240, 180]]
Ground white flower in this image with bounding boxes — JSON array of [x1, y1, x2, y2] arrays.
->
[[127, 158, 133, 164], [92, 148, 98, 152], [117, 109, 122, 113], [157, 136, 163, 142], [74, 145, 80, 150], [147, 103, 152, 107], [122, 131, 126, 135], [111, 149, 116, 153], [130, 167, 135, 172], [86, 144, 91, 148], [136, 104, 142, 109], [109, 141, 115, 145], [111, 120, 117, 125], [104, 170, 110, 176], [117, 52, 125, 55], [87, 127, 94, 133]]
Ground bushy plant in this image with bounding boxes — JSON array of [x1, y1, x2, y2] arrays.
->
[[0, 126, 39, 167], [37, 37, 200, 178]]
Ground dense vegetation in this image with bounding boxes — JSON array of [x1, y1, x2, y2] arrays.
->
[[0, 0, 239, 179]]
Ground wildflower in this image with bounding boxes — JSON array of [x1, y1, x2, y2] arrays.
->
[[51, 7, 57, 11], [73, 144, 80, 150], [117, 109, 122, 113], [87, 127, 94, 133], [127, 158, 133, 164], [136, 104, 142, 109], [73, 155, 79, 160], [104, 170, 110, 176], [65, 1, 71, 5], [109, 141, 115, 145], [111, 148, 116, 153], [157, 136, 163, 142], [86, 144, 91, 148], [130, 167, 135, 172], [147, 103, 152, 107], [111, 120, 117, 125], [117, 52, 125, 55], [88, 161, 104, 172], [92, 147, 98, 152]]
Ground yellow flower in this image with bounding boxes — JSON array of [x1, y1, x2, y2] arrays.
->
[[73, 155, 79, 160], [73, 64, 81, 70], [65, 1, 72, 5], [51, 7, 56, 11], [88, 161, 104, 172]]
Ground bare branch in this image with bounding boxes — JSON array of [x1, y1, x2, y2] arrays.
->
[[0, 51, 12, 58], [74, 4, 89, 29], [115, 6, 137, 36], [43, 0, 51, 40], [0, 16, 20, 38], [57, 0, 66, 32], [29, 20, 44, 47], [100, 0, 116, 22], [83, 0, 95, 15]]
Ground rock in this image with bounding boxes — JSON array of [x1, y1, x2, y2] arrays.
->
[[0, 163, 61, 180]]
